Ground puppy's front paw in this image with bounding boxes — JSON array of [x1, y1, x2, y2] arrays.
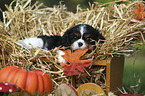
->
[[57, 50, 67, 64]]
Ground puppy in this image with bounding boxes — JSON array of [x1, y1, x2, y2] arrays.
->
[[19, 24, 105, 63], [57, 24, 105, 63]]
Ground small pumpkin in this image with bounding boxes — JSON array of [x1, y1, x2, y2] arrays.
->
[[0, 65, 53, 95]]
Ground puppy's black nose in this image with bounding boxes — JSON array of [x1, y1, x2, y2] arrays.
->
[[78, 42, 83, 47]]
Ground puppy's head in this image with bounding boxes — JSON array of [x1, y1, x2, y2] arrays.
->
[[62, 24, 105, 50]]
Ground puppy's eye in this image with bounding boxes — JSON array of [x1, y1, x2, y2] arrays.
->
[[86, 37, 90, 41], [74, 36, 77, 39]]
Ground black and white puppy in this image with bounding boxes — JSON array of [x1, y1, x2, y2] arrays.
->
[[19, 24, 105, 63]]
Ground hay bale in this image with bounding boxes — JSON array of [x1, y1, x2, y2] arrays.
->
[[0, 0, 145, 90]]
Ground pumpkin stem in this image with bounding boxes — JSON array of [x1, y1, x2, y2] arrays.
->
[[24, 62, 33, 71]]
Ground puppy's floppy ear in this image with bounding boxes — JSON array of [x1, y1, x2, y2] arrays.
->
[[61, 29, 71, 47], [93, 29, 105, 43]]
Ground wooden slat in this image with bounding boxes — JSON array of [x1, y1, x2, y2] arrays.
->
[[0, 55, 107, 66], [93, 59, 106, 66], [106, 55, 124, 94]]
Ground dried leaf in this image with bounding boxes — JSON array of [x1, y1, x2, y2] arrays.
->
[[61, 49, 93, 76], [134, 4, 145, 20]]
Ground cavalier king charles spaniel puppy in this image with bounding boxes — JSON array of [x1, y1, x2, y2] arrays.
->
[[19, 24, 105, 63]]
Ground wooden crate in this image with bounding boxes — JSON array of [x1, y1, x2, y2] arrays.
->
[[71, 55, 124, 94], [0, 55, 124, 94]]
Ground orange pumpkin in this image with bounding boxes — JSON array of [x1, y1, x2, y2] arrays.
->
[[0, 65, 53, 95]]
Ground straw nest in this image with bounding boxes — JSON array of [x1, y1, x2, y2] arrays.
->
[[0, 0, 145, 91]]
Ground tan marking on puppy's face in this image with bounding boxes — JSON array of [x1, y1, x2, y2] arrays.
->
[[83, 33, 90, 38], [74, 32, 81, 37]]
